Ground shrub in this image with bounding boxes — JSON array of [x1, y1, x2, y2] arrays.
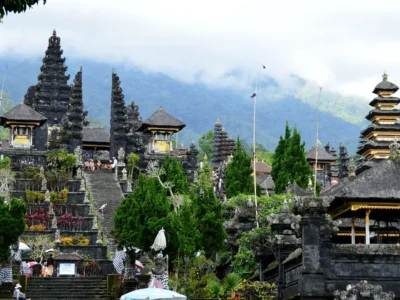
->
[[28, 224, 46, 231], [25, 190, 46, 203], [60, 237, 73, 245], [0, 157, 11, 169], [60, 188, 68, 202]]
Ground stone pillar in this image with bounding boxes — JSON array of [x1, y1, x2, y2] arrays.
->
[[302, 215, 322, 274], [351, 214, 356, 245], [365, 209, 371, 245]]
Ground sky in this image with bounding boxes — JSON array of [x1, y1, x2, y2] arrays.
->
[[1, 0, 400, 99]]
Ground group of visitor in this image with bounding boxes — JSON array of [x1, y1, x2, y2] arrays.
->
[[84, 157, 118, 172]]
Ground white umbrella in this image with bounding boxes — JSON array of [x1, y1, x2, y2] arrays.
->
[[45, 248, 55, 253], [120, 288, 186, 300], [151, 228, 166, 252], [19, 242, 30, 251]]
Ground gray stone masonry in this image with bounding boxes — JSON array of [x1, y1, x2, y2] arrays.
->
[[85, 171, 125, 259]]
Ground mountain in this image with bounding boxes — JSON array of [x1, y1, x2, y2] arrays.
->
[[0, 57, 369, 153]]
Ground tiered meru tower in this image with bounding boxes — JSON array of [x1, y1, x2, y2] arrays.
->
[[358, 73, 400, 160]]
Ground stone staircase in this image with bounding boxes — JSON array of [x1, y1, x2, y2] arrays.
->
[[85, 170, 125, 259], [26, 277, 109, 300]]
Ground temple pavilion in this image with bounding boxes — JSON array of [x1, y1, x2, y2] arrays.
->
[[137, 106, 185, 154], [0, 104, 47, 149], [358, 73, 400, 159]]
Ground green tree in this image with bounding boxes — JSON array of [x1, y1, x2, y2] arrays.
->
[[251, 143, 274, 166], [271, 122, 312, 194], [160, 156, 188, 195], [198, 130, 214, 160], [192, 188, 226, 257], [127, 153, 139, 178], [225, 138, 254, 198], [0, 0, 47, 19], [197, 160, 212, 194], [0, 197, 26, 265], [0, 92, 14, 140], [113, 174, 173, 253]]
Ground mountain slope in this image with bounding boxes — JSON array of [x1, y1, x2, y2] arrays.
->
[[0, 57, 366, 153]]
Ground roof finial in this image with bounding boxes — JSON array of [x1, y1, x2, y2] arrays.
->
[[112, 68, 115, 74], [383, 72, 388, 81], [159, 105, 163, 111], [53, 29, 56, 36], [222, 127, 225, 132], [80, 66, 82, 72], [216, 118, 220, 124]]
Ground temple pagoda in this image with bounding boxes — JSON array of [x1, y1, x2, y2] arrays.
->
[[358, 73, 400, 159]]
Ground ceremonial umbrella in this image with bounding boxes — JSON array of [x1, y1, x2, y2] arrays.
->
[[19, 242, 30, 251], [151, 228, 166, 252], [120, 287, 186, 300], [27, 261, 38, 267]]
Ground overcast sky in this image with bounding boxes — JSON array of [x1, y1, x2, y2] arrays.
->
[[1, 0, 400, 99]]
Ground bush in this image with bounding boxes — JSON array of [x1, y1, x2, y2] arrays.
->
[[25, 190, 46, 203], [60, 237, 73, 245], [61, 235, 89, 246], [50, 190, 68, 203], [28, 224, 46, 231], [0, 157, 11, 169]]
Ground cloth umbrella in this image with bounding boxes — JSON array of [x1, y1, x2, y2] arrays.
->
[[19, 242, 30, 251], [120, 288, 186, 300], [135, 260, 144, 269], [28, 261, 38, 268], [45, 248, 55, 253], [151, 228, 166, 252]]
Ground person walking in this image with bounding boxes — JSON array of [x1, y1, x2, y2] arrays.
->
[[13, 284, 21, 300], [46, 254, 55, 277]]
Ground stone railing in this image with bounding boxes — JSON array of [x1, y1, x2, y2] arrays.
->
[[0, 149, 47, 170], [332, 244, 400, 256]]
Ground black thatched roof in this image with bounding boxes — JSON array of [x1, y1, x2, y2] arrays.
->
[[285, 182, 308, 196], [369, 96, 400, 107], [0, 104, 47, 126], [306, 146, 336, 161], [373, 78, 399, 95], [361, 123, 400, 136], [325, 159, 400, 200], [83, 127, 110, 144], [138, 106, 185, 132], [366, 109, 400, 121], [357, 140, 391, 155], [256, 174, 275, 190]]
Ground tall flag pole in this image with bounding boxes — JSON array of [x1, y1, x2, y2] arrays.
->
[[251, 65, 266, 229], [314, 87, 322, 196]]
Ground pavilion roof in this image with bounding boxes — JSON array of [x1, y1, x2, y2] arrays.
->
[[83, 127, 110, 144], [0, 104, 47, 125], [138, 106, 185, 132], [306, 146, 336, 161], [373, 75, 399, 94], [324, 159, 400, 200]]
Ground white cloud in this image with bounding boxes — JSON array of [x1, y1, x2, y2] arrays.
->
[[1, 0, 400, 99]]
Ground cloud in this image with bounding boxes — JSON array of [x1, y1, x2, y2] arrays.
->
[[1, 0, 400, 99]]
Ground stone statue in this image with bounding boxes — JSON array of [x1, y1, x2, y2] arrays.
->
[[348, 158, 356, 178], [88, 204, 95, 216], [122, 168, 127, 181], [127, 182, 133, 193], [74, 146, 82, 165], [48, 202, 54, 216], [152, 253, 168, 275], [41, 177, 47, 191], [40, 166, 45, 178], [51, 215, 58, 229], [44, 190, 50, 203], [118, 147, 125, 162], [54, 229, 61, 244], [76, 166, 82, 179], [334, 280, 394, 300], [96, 230, 102, 245], [80, 178, 86, 192], [92, 215, 99, 230], [84, 191, 90, 204], [389, 138, 400, 159]]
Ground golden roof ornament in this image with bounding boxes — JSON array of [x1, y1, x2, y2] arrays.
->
[[383, 72, 388, 81], [216, 118, 220, 124], [159, 105, 163, 110], [222, 127, 225, 131]]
